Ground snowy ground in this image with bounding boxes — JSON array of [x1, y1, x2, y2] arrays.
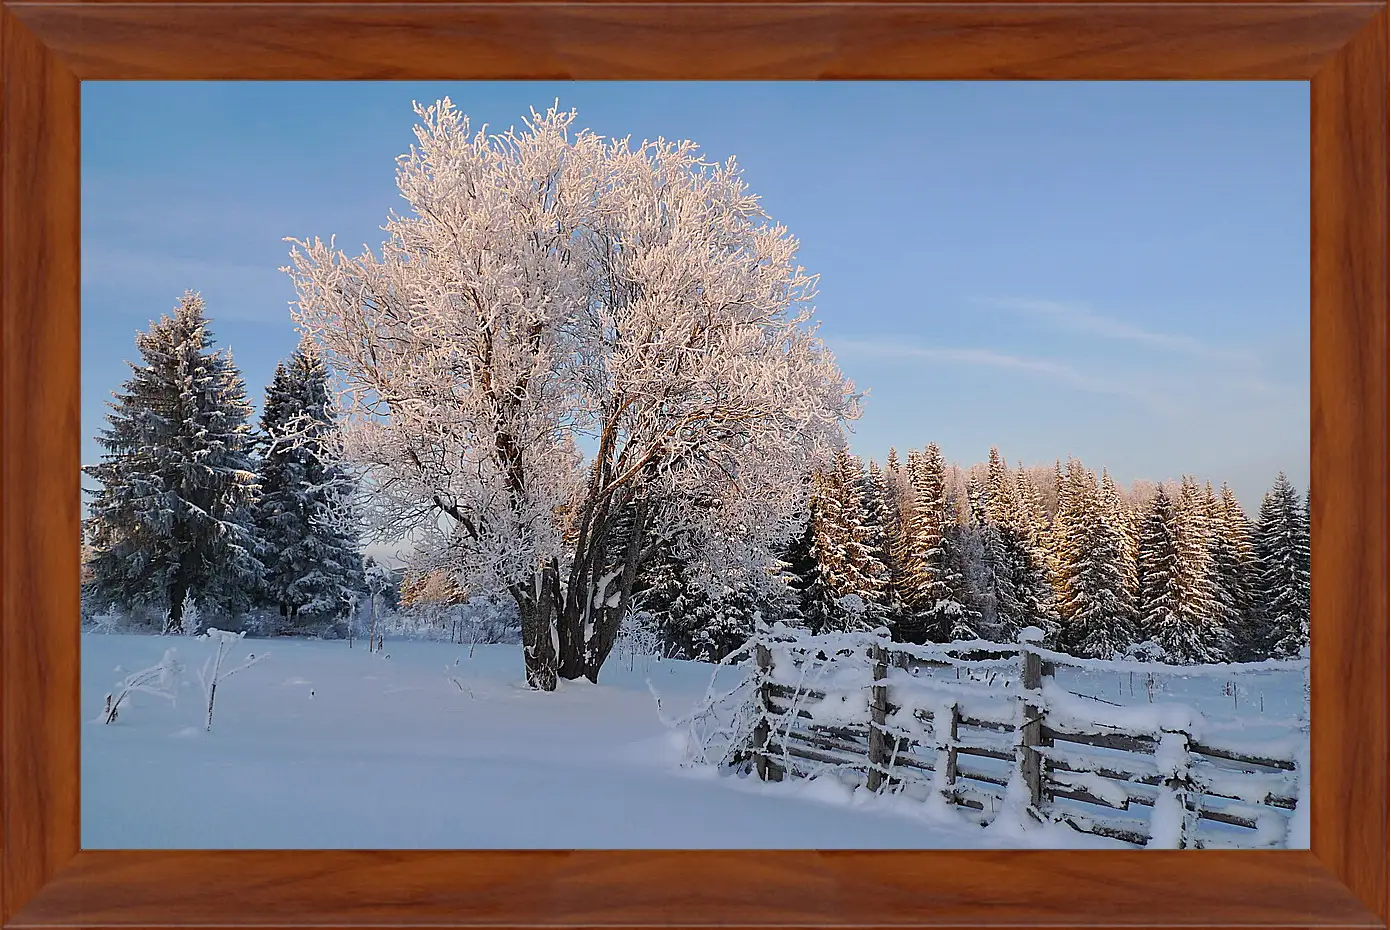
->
[[82, 633, 1302, 849]]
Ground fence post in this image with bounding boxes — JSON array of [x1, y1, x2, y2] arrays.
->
[[752, 642, 784, 782], [1019, 640, 1052, 811], [945, 703, 960, 787], [867, 640, 889, 792], [1156, 729, 1195, 848]]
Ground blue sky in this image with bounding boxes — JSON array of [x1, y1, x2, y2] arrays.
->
[[82, 82, 1308, 513]]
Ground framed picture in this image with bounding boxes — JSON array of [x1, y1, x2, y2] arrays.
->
[[2, 1, 1385, 928]]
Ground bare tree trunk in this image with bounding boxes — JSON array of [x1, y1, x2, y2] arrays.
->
[[368, 594, 378, 653], [558, 491, 619, 681], [515, 566, 560, 691], [584, 498, 647, 683], [166, 578, 188, 634]]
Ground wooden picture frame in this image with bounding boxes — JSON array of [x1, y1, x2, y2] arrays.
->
[[2, 2, 1385, 927]]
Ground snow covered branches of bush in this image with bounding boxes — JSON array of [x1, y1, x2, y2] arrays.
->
[[196, 629, 268, 731], [99, 631, 268, 732], [287, 99, 860, 690], [103, 648, 185, 724]]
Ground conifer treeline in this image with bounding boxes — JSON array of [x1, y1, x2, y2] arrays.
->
[[638, 444, 1310, 666], [82, 292, 368, 634], [784, 444, 1308, 663], [85, 296, 1310, 664]]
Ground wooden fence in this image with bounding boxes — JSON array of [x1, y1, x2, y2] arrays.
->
[[745, 632, 1305, 849]]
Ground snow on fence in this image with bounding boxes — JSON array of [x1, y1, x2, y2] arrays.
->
[[738, 626, 1308, 849]]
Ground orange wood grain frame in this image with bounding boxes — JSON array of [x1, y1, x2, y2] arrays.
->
[[1, 2, 1386, 928]]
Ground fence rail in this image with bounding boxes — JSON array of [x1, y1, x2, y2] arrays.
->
[[744, 630, 1307, 849]]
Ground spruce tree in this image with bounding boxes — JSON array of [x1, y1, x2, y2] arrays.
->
[[942, 519, 985, 641], [634, 534, 701, 657], [1255, 473, 1310, 657], [788, 450, 892, 634], [83, 292, 263, 631], [689, 582, 760, 662], [1055, 460, 1136, 658], [1014, 464, 1048, 551], [1011, 464, 1062, 641], [836, 450, 890, 624], [255, 345, 367, 634], [798, 466, 850, 634], [1137, 487, 1183, 653], [892, 449, 932, 640], [966, 449, 1011, 641], [1170, 475, 1227, 660], [913, 446, 978, 641], [1100, 469, 1139, 602], [1043, 458, 1069, 605], [1214, 483, 1261, 659], [1203, 482, 1248, 658], [859, 460, 899, 629]]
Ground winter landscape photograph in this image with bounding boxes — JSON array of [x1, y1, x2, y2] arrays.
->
[[81, 82, 1311, 850]]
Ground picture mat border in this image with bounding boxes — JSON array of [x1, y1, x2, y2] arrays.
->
[[1, 2, 1385, 927]]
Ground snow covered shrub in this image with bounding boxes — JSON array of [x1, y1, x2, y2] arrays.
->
[[177, 594, 203, 636], [651, 632, 762, 771], [196, 629, 268, 731], [103, 648, 184, 723], [1123, 640, 1167, 662], [456, 596, 521, 646], [615, 609, 662, 672]]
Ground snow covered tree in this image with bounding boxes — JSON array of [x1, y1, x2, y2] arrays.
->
[[786, 450, 887, 634], [1203, 482, 1251, 658], [632, 534, 703, 657], [1054, 459, 1136, 658], [1014, 464, 1048, 551], [289, 100, 859, 689], [1100, 469, 1139, 602], [1171, 475, 1228, 660], [836, 451, 890, 625], [1136, 487, 1186, 657], [1212, 483, 1261, 658], [963, 447, 1056, 645], [688, 583, 761, 663], [1132, 478, 1227, 663], [861, 460, 902, 626], [1042, 458, 1069, 603], [83, 292, 263, 632], [966, 474, 987, 526], [943, 521, 986, 641], [1007, 464, 1062, 642], [790, 466, 852, 634], [896, 444, 977, 642], [1255, 473, 1310, 657], [254, 345, 367, 634]]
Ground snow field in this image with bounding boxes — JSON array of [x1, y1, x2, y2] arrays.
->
[[83, 633, 1305, 849], [84, 634, 1119, 848]]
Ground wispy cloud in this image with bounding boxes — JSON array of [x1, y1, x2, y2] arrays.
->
[[831, 338, 1171, 411], [980, 297, 1254, 364], [82, 246, 295, 323]]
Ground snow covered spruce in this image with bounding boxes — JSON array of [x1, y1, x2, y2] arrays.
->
[[83, 296, 367, 637]]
